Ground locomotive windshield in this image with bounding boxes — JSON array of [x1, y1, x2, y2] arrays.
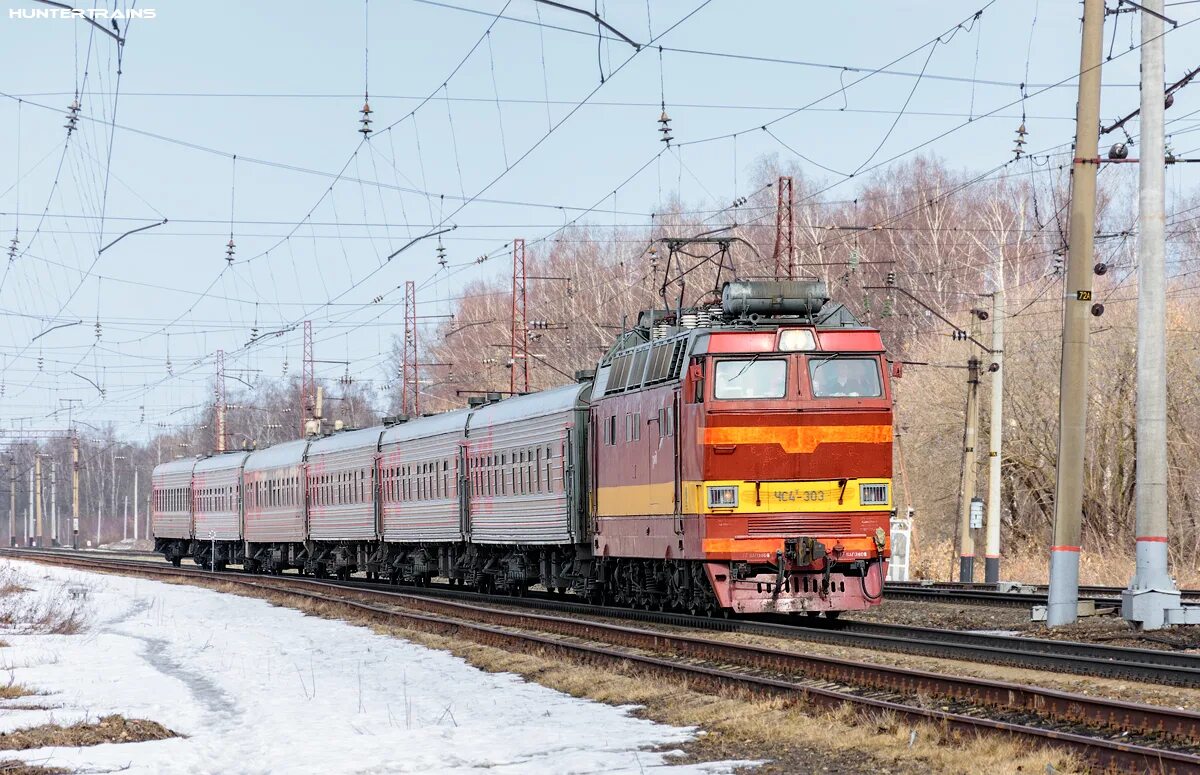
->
[[713, 358, 787, 399], [809, 357, 882, 397]]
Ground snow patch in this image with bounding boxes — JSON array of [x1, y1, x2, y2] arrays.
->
[[0, 559, 747, 774]]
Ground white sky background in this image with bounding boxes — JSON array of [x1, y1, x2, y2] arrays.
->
[[1, 0, 1199, 440]]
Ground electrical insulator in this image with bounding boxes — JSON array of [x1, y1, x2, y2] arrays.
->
[[37, 354, 43, 370], [952, 330, 968, 341], [225, 238, 236, 263], [6, 235, 18, 261], [371, 295, 383, 304], [1108, 143, 1129, 160], [94, 319, 101, 340], [658, 106, 673, 146], [885, 271, 896, 286], [436, 241, 447, 269], [250, 326, 259, 341], [1013, 122, 1028, 159], [63, 97, 81, 136], [359, 101, 373, 136], [1094, 262, 1108, 276], [1052, 253, 1065, 275], [281, 359, 288, 376], [1091, 302, 1105, 317]]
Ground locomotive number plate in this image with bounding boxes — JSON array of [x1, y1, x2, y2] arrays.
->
[[773, 489, 827, 503]]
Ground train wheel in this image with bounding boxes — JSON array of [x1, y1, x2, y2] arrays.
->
[[825, 611, 841, 621], [171, 556, 182, 568]]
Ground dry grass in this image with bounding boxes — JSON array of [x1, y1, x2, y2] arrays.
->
[[0, 716, 176, 752], [0, 681, 34, 701], [0, 568, 86, 636], [0, 761, 68, 775], [911, 539, 1200, 588]]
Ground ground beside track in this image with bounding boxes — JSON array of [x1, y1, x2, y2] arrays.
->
[[4, 555, 1096, 775], [0, 559, 749, 775]]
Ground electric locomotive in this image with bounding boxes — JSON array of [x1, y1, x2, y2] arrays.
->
[[153, 279, 892, 616]]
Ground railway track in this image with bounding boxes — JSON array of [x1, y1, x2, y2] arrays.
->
[[6, 547, 1200, 773], [885, 580, 1200, 608], [12, 547, 1200, 687]]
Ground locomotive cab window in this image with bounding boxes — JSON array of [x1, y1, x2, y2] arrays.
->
[[713, 358, 787, 400], [809, 357, 883, 398]]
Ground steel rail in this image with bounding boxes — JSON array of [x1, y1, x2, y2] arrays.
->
[[5, 547, 1200, 774]]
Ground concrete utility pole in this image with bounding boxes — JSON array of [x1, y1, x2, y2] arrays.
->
[[8, 464, 15, 547], [71, 434, 79, 550], [133, 467, 139, 543], [26, 467, 33, 546], [985, 284, 1006, 583], [1047, 0, 1105, 627], [50, 460, 57, 546], [1122, 0, 1200, 629], [958, 355, 981, 582], [33, 455, 43, 547]]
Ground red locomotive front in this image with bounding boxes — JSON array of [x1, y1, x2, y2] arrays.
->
[[592, 280, 891, 616]]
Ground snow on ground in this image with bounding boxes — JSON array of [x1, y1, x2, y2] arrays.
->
[[0, 559, 746, 775]]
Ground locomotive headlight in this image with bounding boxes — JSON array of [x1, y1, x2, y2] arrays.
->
[[707, 485, 739, 508]]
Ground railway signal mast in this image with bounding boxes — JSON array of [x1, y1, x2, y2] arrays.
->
[[1122, 0, 1200, 629]]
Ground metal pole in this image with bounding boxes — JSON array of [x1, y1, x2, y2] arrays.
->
[[985, 287, 1005, 583], [1047, 0, 1105, 627], [27, 466, 33, 546], [8, 464, 15, 547], [50, 460, 57, 546], [958, 356, 981, 582], [34, 455, 42, 547], [133, 467, 139, 543], [71, 435, 79, 550], [1122, 0, 1190, 630]]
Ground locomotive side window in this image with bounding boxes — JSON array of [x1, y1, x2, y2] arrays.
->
[[809, 357, 883, 398], [714, 359, 787, 399]]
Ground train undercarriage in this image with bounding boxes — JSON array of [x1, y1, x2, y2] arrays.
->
[[155, 536, 884, 617]]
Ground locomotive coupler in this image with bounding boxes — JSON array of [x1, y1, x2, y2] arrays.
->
[[784, 536, 827, 568]]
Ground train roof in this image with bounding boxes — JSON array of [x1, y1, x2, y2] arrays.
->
[[193, 450, 250, 474], [306, 426, 384, 456], [244, 438, 309, 473], [152, 457, 197, 478], [469, 383, 588, 429], [381, 408, 470, 444]]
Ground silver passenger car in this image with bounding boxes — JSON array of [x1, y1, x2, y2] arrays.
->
[[465, 384, 588, 545], [305, 427, 384, 541], [379, 409, 469, 543], [243, 439, 309, 544], [192, 451, 249, 541], [151, 457, 198, 540]]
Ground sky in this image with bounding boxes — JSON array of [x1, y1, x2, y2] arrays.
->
[[1, 0, 1199, 440]]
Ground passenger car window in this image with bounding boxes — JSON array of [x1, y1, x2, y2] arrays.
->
[[713, 359, 787, 400], [809, 357, 882, 397]]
